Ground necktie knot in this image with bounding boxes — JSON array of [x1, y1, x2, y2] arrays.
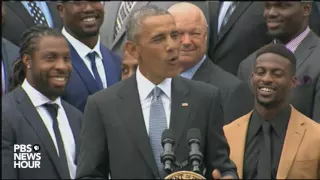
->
[[153, 86, 162, 99], [87, 52, 96, 62], [262, 121, 271, 135], [43, 103, 59, 119]]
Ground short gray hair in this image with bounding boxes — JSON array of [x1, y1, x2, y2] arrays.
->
[[126, 5, 171, 43]]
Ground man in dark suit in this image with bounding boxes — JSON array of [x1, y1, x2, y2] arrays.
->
[[207, 2, 272, 75], [237, 2, 320, 123], [207, 1, 320, 76], [1, 3, 19, 94], [100, 1, 209, 56], [2, 26, 83, 179], [56, 2, 121, 112], [2, 1, 63, 46], [76, 6, 237, 179], [168, 2, 253, 124]]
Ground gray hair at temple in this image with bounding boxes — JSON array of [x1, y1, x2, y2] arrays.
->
[[126, 5, 171, 43]]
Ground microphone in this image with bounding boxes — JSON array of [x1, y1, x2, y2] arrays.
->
[[160, 129, 176, 174], [187, 128, 203, 174]]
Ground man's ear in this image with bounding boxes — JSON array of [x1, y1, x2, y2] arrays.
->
[[56, 3, 65, 18], [291, 76, 297, 88], [124, 41, 139, 60], [22, 54, 32, 69], [303, 2, 312, 17]]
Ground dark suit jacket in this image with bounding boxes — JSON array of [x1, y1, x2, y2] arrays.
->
[[237, 31, 320, 123], [2, 86, 83, 179], [76, 75, 237, 179], [101, 1, 209, 56], [192, 57, 253, 124], [62, 43, 121, 112], [2, 2, 63, 46], [1, 38, 19, 93], [207, 2, 271, 75]]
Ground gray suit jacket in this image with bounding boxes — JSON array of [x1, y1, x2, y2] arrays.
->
[[237, 31, 320, 123], [2, 86, 83, 179], [100, 1, 209, 56], [192, 57, 253, 124], [2, 38, 19, 93], [76, 75, 237, 179]]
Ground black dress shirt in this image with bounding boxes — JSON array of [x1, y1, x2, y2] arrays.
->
[[243, 105, 291, 179]]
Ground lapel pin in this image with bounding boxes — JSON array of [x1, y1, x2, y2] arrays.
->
[[181, 103, 188, 107]]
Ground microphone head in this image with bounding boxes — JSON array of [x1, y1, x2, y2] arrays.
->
[[161, 129, 175, 147], [187, 128, 201, 143]]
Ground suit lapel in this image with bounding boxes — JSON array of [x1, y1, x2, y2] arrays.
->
[[170, 76, 191, 147], [5, 2, 35, 28], [2, 40, 10, 92], [68, 43, 102, 94], [213, 2, 252, 52], [100, 44, 120, 86], [294, 31, 318, 71], [192, 57, 212, 83], [14, 87, 66, 179], [117, 75, 159, 178], [225, 113, 251, 178], [46, 2, 62, 29], [105, 1, 121, 46], [61, 101, 81, 165], [208, 1, 221, 45], [277, 106, 306, 179], [111, 1, 151, 49]]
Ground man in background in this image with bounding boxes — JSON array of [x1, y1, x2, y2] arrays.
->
[[168, 2, 253, 124], [3, 1, 62, 46], [238, 1, 320, 122], [2, 25, 83, 179], [57, 1, 121, 112], [225, 44, 320, 179]]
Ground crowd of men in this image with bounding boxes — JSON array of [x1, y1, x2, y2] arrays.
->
[[2, 1, 320, 179]]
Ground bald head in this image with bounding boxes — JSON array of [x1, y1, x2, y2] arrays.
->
[[168, 2, 208, 73], [168, 2, 207, 28]]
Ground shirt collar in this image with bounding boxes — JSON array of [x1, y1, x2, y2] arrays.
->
[[180, 55, 206, 79], [273, 26, 310, 53], [21, 79, 62, 108], [249, 105, 291, 137], [62, 27, 102, 59], [136, 66, 172, 101]]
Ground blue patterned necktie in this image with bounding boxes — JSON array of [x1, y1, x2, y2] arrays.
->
[[27, 2, 48, 26], [87, 52, 103, 89], [149, 86, 168, 178]]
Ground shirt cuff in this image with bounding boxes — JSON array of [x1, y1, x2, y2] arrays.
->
[[221, 170, 239, 179]]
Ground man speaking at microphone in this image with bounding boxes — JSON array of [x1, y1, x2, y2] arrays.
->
[[76, 5, 237, 179]]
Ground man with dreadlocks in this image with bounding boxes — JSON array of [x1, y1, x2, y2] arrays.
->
[[2, 25, 83, 179]]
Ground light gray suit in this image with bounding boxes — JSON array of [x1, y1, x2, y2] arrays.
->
[[100, 1, 209, 56], [237, 31, 320, 123]]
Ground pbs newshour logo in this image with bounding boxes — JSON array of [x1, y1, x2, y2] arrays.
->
[[14, 144, 41, 169]]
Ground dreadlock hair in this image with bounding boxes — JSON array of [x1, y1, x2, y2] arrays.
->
[[9, 25, 65, 92]]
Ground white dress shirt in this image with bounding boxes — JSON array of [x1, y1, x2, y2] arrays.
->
[[21, 79, 77, 179], [136, 67, 171, 135], [218, 1, 233, 33], [62, 27, 108, 88]]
